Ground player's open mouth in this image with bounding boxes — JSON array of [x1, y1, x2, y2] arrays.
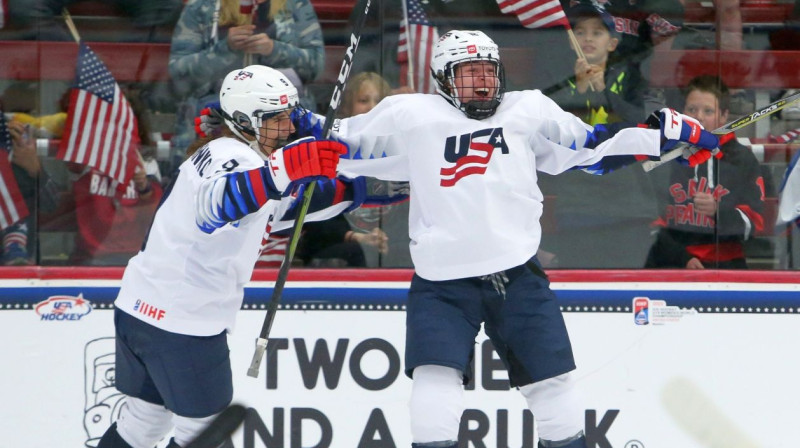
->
[[475, 88, 490, 97]]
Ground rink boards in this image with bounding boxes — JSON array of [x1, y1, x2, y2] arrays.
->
[[1, 267, 799, 448]]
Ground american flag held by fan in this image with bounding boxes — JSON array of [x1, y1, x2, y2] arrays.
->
[[398, 0, 439, 94], [497, 0, 571, 29], [57, 42, 140, 192]]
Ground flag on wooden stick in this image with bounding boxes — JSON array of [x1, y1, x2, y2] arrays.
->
[[398, 0, 439, 93], [58, 42, 140, 189]]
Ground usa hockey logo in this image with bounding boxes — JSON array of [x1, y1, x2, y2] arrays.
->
[[233, 70, 253, 80], [35, 294, 93, 321], [633, 297, 649, 325], [440, 127, 509, 187]]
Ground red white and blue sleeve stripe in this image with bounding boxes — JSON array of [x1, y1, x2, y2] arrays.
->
[[195, 167, 282, 234]]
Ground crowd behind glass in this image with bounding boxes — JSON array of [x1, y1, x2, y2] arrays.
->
[[1, 0, 799, 269]]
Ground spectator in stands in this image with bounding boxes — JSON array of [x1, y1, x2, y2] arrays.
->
[[549, 3, 644, 123], [646, 75, 765, 269], [1, 99, 61, 265], [337, 71, 393, 118], [3, 0, 182, 41], [564, 0, 683, 115], [539, 3, 658, 268], [68, 97, 163, 266], [169, 0, 324, 160]]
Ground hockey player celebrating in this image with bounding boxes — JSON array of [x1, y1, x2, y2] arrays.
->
[[95, 65, 355, 448], [294, 30, 720, 448]]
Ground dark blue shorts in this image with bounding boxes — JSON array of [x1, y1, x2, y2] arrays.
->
[[113, 309, 233, 418], [405, 257, 576, 387]]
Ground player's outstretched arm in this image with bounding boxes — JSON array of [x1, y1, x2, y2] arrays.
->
[[270, 177, 409, 232], [571, 109, 721, 174], [195, 137, 346, 233]]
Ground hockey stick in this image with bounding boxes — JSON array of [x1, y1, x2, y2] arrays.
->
[[184, 404, 247, 448], [642, 90, 800, 172], [247, 0, 372, 378]]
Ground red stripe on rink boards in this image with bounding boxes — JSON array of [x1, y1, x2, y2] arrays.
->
[[1, 267, 800, 284]]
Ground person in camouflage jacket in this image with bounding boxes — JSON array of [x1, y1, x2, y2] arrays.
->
[[168, 0, 324, 155]]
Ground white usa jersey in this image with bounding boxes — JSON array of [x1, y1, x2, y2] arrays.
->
[[336, 90, 661, 281], [115, 137, 289, 336]]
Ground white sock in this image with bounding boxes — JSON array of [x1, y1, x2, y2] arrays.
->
[[116, 397, 173, 448], [409, 365, 464, 444], [172, 412, 220, 447], [519, 372, 584, 442]]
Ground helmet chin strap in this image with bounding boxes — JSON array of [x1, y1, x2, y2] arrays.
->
[[463, 99, 500, 120]]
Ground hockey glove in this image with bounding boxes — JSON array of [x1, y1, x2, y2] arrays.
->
[[291, 107, 326, 139], [363, 181, 410, 207], [267, 136, 347, 195], [338, 178, 411, 213], [194, 101, 224, 138], [658, 108, 720, 167]]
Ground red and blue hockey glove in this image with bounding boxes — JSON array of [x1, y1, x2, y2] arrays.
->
[[194, 101, 224, 138], [658, 108, 720, 167], [267, 136, 347, 195]]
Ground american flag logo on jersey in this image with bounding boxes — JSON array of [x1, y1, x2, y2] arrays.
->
[[398, 0, 439, 94], [497, 0, 571, 29], [440, 127, 509, 187], [57, 43, 140, 190], [0, 108, 30, 231]]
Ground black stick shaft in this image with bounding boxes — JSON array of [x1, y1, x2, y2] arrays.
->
[[248, 0, 373, 378], [184, 404, 247, 448]]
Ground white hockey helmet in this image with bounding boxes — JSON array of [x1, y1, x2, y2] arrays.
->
[[430, 30, 505, 119], [219, 65, 299, 149]]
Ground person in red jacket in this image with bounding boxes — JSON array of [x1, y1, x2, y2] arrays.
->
[[69, 151, 163, 266], [646, 75, 765, 269]]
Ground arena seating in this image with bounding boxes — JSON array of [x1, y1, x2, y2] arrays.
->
[[1, 0, 797, 268]]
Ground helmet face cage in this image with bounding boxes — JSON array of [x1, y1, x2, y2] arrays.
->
[[431, 30, 506, 119], [257, 105, 309, 154], [219, 65, 299, 152]]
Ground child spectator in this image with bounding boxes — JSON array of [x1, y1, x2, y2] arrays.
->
[[540, 3, 658, 268], [548, 3, 644, 123], [646, 75, 765, 269]]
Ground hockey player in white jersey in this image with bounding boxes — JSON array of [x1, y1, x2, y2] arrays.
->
[[293, 30, 720, 448], [95, 65, 357, 448]]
